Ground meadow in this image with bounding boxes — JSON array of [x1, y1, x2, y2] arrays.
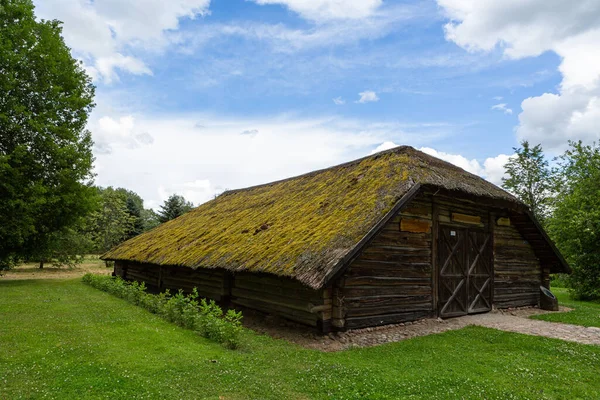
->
[[1, 278, 599, 399]]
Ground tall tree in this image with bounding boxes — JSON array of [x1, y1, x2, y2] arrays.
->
[[158, 194, 194, 223], [141, 208, 160, 231], [87, 188, 135, 254], [547, 141, 600, 300], [114, 188, 145, 239], [0, 0, 96, 270], [502, 141, 553, 223]]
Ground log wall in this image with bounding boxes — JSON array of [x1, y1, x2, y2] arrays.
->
[[493, 217, 542, 308], [336, 193, 434, 330], [231, 272, 328, 328], [113, 261, 327, 328], [333, 190, 544, 330], [113, 261, 230, 301]]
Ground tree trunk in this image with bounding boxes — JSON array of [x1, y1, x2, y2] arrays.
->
[[39, 259, 44, 269]]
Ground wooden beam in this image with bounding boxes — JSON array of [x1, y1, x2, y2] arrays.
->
[[431, 201, 439, 315], [451, 213, 481, 225]]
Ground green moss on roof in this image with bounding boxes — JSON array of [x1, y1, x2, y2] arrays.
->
[[102, 146, 518, 289]]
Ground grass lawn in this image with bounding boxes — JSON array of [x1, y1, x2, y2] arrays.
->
[[1, 280, 600, 399], [531, 287, 600, 328]]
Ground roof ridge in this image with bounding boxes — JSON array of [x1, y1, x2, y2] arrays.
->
[[221, 145, 436, 197]]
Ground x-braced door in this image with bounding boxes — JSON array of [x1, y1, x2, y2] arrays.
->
[[438, 227, 492, 318]]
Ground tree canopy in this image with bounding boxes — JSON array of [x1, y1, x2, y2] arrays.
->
[[0, 0, 96, 270], [502, 141, 553, 223], [158, 194, 194, 223], [547, 141, 600, 300]]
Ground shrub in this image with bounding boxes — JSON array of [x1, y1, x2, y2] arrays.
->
[[82, 274, 242, 348]]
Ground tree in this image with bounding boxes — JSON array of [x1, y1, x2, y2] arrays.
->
[[0, 0, 96, 270], [502, 141, 553, 223], [158, 194, 194, 223], [31, 222, 94, 268], [141, 208, 160, 231], [88, 188, 135, 254], [547, 141, 600, 300], [114, 188, 145, 239]]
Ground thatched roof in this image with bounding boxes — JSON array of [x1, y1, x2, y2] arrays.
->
[[102, 146, 561, 289]]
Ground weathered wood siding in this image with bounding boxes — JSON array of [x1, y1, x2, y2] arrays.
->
[[336, 194, 434, 330], [113, 261, 326, 328], [113, 261, 229, 301], [231, 272, 327, 328], [334, 190, 544, 331], [493, 218, 542, 308]]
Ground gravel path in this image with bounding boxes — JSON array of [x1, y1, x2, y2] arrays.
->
[[467, 311, 600, 346], [245, 305, 600, 351], [329, 307, 600, 350]]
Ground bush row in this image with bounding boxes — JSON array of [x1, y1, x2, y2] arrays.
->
[[82, 274, 243, 349]]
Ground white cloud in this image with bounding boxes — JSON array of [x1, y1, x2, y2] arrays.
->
[[92, 112, 452, 209], [91, 116, 154, 154], [34, 0, 211, 82], [482, 154, 513, 186], [357, 91, 379, 103], [369, 142, 513, 185], [251, 0, 382, 22], [333, 97, 346, 105], [370, 141, 398, 154], [493, 96, 503, 101], [491, 103, 513, 115], [437, 0, 600, 151], [419, 147, 512, 186], [157, 179, 219, 209]]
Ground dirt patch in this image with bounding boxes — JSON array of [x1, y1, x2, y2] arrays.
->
[[1, 259, 111, 281], [241, 306, 598, 352]]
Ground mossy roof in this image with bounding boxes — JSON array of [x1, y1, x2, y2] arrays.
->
[[102, 146, 521, 289]]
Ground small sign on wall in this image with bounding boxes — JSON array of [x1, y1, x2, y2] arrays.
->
[[400, 218, 432, 233]]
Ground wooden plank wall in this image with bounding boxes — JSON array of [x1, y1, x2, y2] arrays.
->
[[114, 261, 229, 301], [337, 193, 434, 330], [493, 217, 542, 308], [114, 261, 327, 328], [231, 272, 327, 328]]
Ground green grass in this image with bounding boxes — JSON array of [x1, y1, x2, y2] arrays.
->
[[1, 280, 600, 399], [531, 287, 600, 328]]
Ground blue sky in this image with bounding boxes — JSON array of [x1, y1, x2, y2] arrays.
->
[[33, 0, 600, 208]]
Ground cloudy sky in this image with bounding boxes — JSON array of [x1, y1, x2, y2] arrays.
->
[[33, 0, 600, 209]]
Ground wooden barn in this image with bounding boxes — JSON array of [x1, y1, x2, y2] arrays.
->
[[102, 146, 569, 332]]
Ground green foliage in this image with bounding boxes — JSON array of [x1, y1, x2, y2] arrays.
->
[[31, 223, 94, 268], [547, 141, 600, 300], [0, 0, 96, 270], [502, 141, 553, 223], [550, 273, 569, 289], [82, 274, 243, 348], [141, 207, 160, 231], [115, 188, 145, 239], [157, 194, 194, 223], [87, 188, 136, 253]]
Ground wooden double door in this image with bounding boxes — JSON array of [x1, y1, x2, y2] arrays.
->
[[438, 226, 493, 318]]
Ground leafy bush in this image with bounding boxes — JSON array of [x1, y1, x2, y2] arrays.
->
[[550, 274, 569, 289], [82, 274, 242, 348]]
